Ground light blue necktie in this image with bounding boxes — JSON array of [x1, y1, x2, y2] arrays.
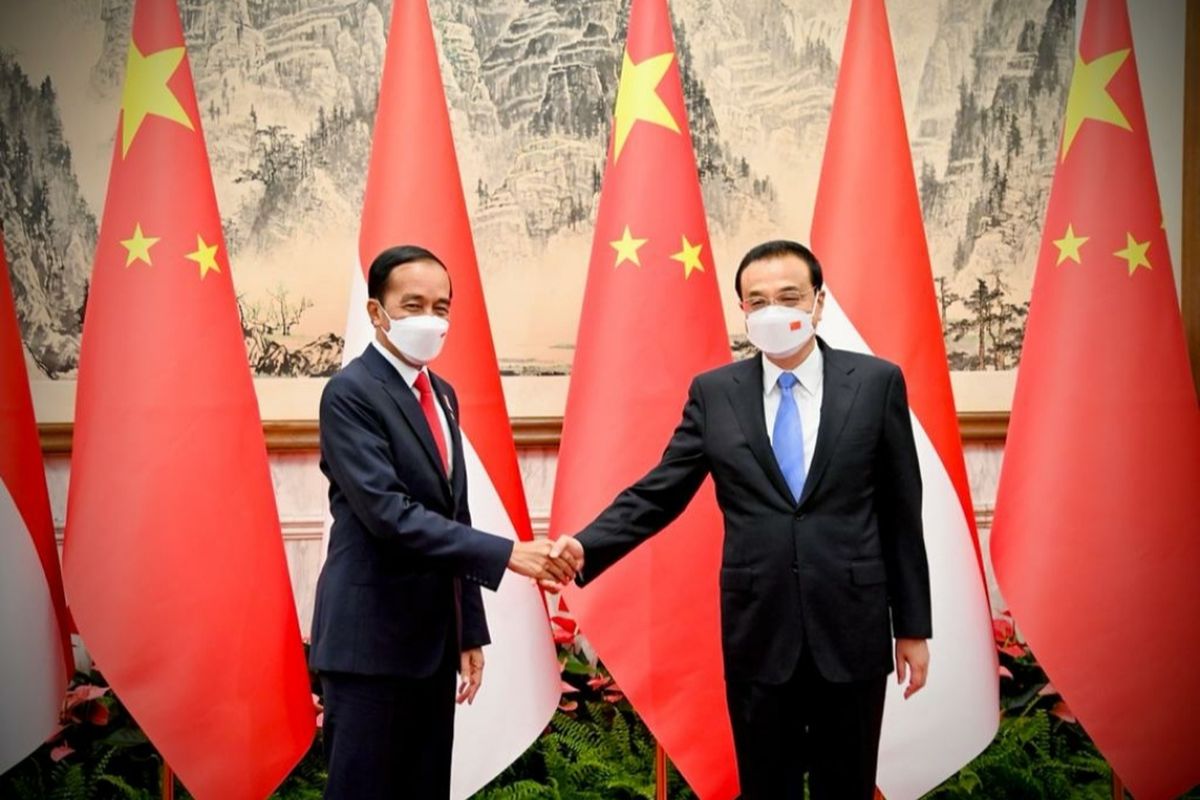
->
[[772, 372, 806, 503]]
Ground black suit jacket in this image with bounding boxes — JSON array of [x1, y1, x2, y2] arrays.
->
[[576, 339, 931, 685], [309, 345, 514, 678]]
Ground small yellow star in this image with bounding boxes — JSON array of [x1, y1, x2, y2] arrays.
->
[[610, 225, 648, 268], [612, 50, 681, 163], [1061, 48, 1131, 160], [669, 235, 705, 279], [1053, 224, 1088, 266], [184, 234, 221, 279], [1114, 233, 1151, 276], [120, 223, 160, 267], [121, 42, 194, 158]]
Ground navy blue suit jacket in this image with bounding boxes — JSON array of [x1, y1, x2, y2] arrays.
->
[[309, 344, 514, 678], [576, 340, 931, 684]]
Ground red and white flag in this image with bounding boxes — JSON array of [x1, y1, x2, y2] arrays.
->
[[62, 1, 315, 796], [991, 0, 1200, 796], [811, 1, 999, 797], [334, 0, 559, 794], [0, 230, 72, 775]]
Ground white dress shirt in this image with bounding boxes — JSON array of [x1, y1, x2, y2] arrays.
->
[[372, 339, 454, 474], [762, 347, 824, 476]]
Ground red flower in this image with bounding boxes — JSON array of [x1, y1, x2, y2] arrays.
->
[[551, 614, 578, 645], [992, 613, 1027, 658], [1050, 700, 1077, 724], [992, 617, 1015, 644], [312, 693, 324, 729]]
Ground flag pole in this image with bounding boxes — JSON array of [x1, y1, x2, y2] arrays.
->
[[161, 761, 174, 800], [655, 741, 667, 800], [1112, 772, 1125, 800]]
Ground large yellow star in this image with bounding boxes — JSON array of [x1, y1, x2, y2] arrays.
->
[[669, 235, 704, 279], [121, 42, 194, 158], [611, 225, 648, 268], [184, 234, 221, 279], [120, 223, 160, 267], [1114, 232, 1151, 276], [1053, 224, 1088, 266], [1060, 48, 1131, 161], [612, 50, 681, 163]]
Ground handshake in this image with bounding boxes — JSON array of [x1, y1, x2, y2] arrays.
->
[[507, 536, 585, 593]]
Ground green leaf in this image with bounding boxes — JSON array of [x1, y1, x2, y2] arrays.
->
[[98, 728, 150, 748]]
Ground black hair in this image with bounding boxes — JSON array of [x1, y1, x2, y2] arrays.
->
[[367, 244, 451, 301], [733, 240, 823, 298]]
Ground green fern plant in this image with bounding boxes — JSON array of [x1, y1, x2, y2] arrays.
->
[[476, 701, 694, 800], [1, 668, 160, 800]]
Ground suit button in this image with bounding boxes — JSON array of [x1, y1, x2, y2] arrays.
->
[[791, 563, 800, 575], [794, 511, 805, 520]]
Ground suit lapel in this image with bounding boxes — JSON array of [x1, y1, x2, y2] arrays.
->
[[727, 357, 796, 506], [797, 342, 860, 508], [361, 345, 453, 497]]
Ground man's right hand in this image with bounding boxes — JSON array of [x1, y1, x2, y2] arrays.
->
[[507, 539, 581, 586]]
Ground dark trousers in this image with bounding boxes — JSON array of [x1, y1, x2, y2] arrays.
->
[[320, 667, 457, 800], [725, 650, 887, 800]]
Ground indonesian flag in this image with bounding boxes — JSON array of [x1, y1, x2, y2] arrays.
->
[[0, 231, 72, 775], [550, 0, 737, 795], [990, 0, 1200, 796], [61, 1, 315, 796], [810, 1, 999, 797], [333, 0, 560, 795]]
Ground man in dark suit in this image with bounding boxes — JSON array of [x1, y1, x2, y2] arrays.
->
[[310, 245, 580, 799], [552, 240, 931, 799]]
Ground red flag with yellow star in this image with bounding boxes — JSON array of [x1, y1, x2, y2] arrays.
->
[[61, 1, 315, 796], [990, 1, 1200, 796], [549, 0, 735, 795]]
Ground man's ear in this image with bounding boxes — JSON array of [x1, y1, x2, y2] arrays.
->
[[366, 298, 383, 329]]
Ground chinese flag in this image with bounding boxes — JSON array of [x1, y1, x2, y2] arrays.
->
[[550, 0, 736, 795], [61, 1, 315, 797], [811, 1, 997, 797], [990, 1, 1200, 797], [336, 0, 560, 794]]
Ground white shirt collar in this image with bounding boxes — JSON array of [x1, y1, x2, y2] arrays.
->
[[372, 339, 425, 390], [761, 344, 824, 397]]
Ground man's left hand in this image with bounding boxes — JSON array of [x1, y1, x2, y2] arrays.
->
[[896, 638, 929, 699], [458, 647, 485, 705]]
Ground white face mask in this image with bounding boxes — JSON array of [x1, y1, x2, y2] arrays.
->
[[745, 303, 817, 358], [380, 313, 449, 365]]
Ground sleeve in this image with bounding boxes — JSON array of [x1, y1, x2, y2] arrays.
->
[[575, 378, 712, 584], [451, 384, 491, 647], [460, 581, 490, 650], [874, 366, 933, 639], [319, 378, 513, 591]]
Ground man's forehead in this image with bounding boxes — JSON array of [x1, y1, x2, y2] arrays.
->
[[385, 261, 450, 289], [745, 273, 812, 293]]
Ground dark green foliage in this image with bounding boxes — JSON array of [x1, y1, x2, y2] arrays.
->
[[475, 703, 694, 800], [0, 670, 159, 800], [8, 632, 1198, 799]]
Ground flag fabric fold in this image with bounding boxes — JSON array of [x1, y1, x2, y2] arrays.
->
[[990, 1, 1200, 797], [809, 1, 999, 797], [0, 231, 72, 775], [550, 0, 736, 795], [336, 1, 560, 795], [61, 1, 314, 796]]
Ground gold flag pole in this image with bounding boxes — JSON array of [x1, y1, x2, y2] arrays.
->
[[161, 761, 174, 800], [655, 742, 668, 800]]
